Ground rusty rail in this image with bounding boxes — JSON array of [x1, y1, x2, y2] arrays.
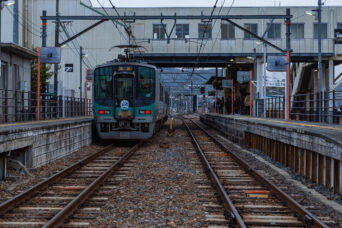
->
[[44, 142, 143, 228], [191, 119, 329, 228], [183, 119, 247, 228], [0, 145, 113, 215]]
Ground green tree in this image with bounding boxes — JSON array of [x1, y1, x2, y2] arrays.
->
[[31, 60, 54, 93]]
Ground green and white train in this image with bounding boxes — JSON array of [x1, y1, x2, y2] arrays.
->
[[93, 61, 169, 140]]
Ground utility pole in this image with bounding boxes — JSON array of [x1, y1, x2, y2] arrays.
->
[[80, 46, 83, 114], [285, 8, 291, 121], [54, 0, 60, 98], [317, 0, 322, 122]]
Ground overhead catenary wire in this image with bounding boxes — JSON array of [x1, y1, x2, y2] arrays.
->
[[60, 23, 92, 69], [107, 0, 146, 61], [189, 0, 219, 82]]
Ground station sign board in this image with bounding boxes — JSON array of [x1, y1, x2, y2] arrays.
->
[[40, 47, 61, 64], [222, 79, 233, 88], [208, 90, 216, 96], [267, 56, 287, 72]]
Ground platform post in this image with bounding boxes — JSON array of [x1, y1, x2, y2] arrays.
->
[[285, 8, 291, 121], [340, 160, 342, 194], [231, 81, 234, 115], [85, 68, 88, 116], [328, 58, 334, 124], [250, 71, 253, 117], [37, 47, 40, 121]]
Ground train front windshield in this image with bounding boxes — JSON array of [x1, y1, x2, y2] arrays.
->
[[136, 66, 155, 106], [94, 67, 113, 106], [94, 65, 156, 107], [116, 75, 133, 101]]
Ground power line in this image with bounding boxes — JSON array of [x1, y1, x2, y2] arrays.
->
[[189, 0, 219, 81], [5, 7, 41, 37], [107, 0, 146, 60]]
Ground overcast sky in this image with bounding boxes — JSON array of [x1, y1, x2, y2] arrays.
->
[[91, 0, 342, 8]]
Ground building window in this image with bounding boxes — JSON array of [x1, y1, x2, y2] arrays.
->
[[176, 24, 189, 39], [244, 23, 258, 39], [198, 24, 212, 39], [153, 24, 166, 40], [267, 23, 281, 39], [314, 23, 328, 39], [338, 23, 342, 29], [290, 23, 304, 39], [221, 23, 235, 39]]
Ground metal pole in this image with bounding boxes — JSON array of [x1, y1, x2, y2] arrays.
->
[[250, 70, 253, 117], [54, 0, 60, 117], [263, 43, 267, 118], [85, 68, 88, 116], [42, 11, 47, 47], [253, 48, 257, 117], [37, 47, 41, 121], [62, 66, 65, 118], [80, 46, 83, 115], [318, 0, 322, 122], [285, 8, 291, 121]]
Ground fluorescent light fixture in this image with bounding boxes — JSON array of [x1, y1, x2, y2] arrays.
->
[[4, 1, 15, 6], [256, 41, 263, 45], [305, 10, 317, 17]]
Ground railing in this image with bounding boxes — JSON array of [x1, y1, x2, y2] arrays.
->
[[255, 90, 342, 124], [0, 89, 92, 124]]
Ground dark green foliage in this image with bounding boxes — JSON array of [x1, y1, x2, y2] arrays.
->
[[31, 60, 54, 93]]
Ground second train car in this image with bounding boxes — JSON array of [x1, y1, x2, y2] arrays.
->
[[93, 61, 169, 140]]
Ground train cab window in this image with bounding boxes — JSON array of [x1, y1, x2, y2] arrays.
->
[[137, 66, 155, 105], [116, 75, 133, 101], [94, 67, 113, 106]]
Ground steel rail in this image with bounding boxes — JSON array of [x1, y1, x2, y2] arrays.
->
[[191, 119, 329, 228], [183, 119, 247, 228], [44, 141, 143, 228], [0, 145, 113, 215]]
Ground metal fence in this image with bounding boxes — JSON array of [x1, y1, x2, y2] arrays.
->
[[0, 89, 92, 124], [256, 90, 342, 124]]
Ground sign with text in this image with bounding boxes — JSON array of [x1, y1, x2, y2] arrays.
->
[[267, 56, 287, 72], [208, 90, 216, 96], [222, 79, 233, 88], [40, 47, 61, 64]]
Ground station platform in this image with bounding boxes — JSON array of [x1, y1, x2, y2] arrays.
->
[[0, 117, 94, 179], [200, 113, 342, 194]]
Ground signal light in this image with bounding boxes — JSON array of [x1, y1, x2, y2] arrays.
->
[[139, 110, 151, 115], [98, 110, 110, 115], [200, 87, 205, 94]]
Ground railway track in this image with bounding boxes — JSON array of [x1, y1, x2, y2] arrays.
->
[[184, 118, 329, 228], [0, 143, 142, 227]]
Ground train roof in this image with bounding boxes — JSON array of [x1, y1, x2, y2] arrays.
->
[[94, 60, 157, 71]]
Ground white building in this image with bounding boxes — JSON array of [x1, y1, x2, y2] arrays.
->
[[3, 0, 342, 98]]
